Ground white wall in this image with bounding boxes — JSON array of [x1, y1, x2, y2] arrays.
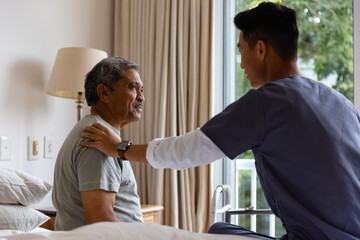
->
[[0, 0, 114, 208]]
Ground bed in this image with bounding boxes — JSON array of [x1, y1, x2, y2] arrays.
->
[[0, 222, 256, 240], [0, 167, 256, 240]]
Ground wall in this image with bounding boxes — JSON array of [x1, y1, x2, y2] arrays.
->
[[0, 0, 114, 208]]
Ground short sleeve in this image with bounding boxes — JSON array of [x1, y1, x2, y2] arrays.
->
[[201, 89, 264, 159], [76, 147, 121, 192]]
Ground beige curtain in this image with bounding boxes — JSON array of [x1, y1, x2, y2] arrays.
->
[[114, 0, 213, 233]]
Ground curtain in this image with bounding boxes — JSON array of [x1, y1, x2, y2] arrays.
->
[[114, 0, 213, 233]]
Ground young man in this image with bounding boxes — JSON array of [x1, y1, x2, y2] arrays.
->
[[80, 2, 360, 240], [52, 57, 145, 230]]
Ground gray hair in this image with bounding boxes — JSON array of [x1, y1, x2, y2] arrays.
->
[[84, 57, 139, 106]]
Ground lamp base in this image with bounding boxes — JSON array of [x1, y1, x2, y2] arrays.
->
[[76, 92, 84, 122]]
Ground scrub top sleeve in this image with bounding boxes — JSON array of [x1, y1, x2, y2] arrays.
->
[[201, 89, 265, 159]]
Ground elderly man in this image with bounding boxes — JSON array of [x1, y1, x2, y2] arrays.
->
[[52, 57, 144, 230]]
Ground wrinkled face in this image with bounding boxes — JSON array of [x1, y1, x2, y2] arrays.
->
[[107, 68, 145, 125], [237, 31, 266, 88]]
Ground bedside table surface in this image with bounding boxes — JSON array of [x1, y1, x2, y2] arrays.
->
[[140, 205, 164, 214], [37, 207, 57, 216]]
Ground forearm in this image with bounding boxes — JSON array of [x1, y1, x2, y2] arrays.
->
[[85, 210, 120, 224], [80, 123, 225, 169], [123, 144, 148, 164], [81, 189, 120, 225]]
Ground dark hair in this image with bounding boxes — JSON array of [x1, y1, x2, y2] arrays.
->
[[234, 2, 299, 60], [85, 57, 139, 106]]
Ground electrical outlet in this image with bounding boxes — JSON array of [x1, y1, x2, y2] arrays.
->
[[0, 136, 11, 161], [44, 136, 54, 159], [28, 136, 40, 160]]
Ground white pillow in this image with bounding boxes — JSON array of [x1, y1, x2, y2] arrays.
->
[[0, 167, 52, 205], [0, 205, 49, 232]]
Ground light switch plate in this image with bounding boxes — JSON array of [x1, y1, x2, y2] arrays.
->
[[28, 136, 40, 160], [44, 136, 54, 159], [0, 136, 11, 161]]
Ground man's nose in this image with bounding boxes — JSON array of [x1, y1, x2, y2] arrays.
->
[[240, 61, 244, 70], [137, 92, 145, 102]]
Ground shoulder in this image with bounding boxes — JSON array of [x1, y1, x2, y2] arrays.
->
[[231, 89, 261, 108], [256, 75, 318, 100]]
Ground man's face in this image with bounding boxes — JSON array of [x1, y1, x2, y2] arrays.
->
[[107, 68, 145, 126], [237, 31, 266, 88]]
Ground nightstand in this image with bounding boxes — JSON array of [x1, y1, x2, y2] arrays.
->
[[37, 207, 56, 230], [37, 204, 164, 230], [140, 204, 164, 224]]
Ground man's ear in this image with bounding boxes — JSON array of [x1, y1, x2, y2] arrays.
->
[[96, 84, 110, 103], [257, 40, 267, 61]]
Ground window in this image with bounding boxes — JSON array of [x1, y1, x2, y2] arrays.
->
[[222, 0, 357, 238]]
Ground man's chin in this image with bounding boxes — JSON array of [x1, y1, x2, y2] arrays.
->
[[120, 115, 141, 128], [249, 80, 261, 89], [131, 114, 142, 122]]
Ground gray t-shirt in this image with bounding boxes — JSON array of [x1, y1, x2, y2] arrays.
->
[[52, 115, 143, 231]]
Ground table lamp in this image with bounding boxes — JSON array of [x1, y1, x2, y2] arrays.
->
[[46, 47, 108, 121]]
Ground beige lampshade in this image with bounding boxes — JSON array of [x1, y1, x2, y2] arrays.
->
[[46, 47, 108, 99]]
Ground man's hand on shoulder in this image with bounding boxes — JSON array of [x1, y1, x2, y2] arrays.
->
[[81, 122, 149, 165], [81, 123, 121, 158]]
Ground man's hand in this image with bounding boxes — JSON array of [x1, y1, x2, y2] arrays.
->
[[81, 123, 121, 158], [81, 122, 149, 164]]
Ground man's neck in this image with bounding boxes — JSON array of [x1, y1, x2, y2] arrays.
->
[[90, 107, 122, 130], [265, 58, 302, 84]]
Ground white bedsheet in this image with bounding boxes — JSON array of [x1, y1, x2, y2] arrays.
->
[[0, 222, 255, 240], [0, 227, 51, 237]]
